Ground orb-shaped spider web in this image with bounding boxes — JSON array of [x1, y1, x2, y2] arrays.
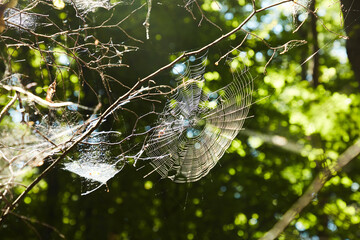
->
[[145, 57, 254, 183]]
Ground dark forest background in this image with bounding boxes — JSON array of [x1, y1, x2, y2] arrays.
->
[[1, 0, 360, 239]]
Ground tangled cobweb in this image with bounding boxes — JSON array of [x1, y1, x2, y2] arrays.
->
[[0, 108, 83, 171], [0, 106, 85, 203], [63, 131, 125, 195], [291, 0, 312, 29], [66, 0, 124, 16], [5, 9, 38, 32], [144, 59, 254, 183]]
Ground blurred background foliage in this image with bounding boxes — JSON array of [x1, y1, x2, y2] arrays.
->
[[1, 0, 360, 239]]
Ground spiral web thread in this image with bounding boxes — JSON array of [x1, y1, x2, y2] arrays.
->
[[144, 63, 254, 183], [174, 54, 207, 83]]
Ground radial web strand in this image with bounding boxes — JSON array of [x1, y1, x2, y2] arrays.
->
[[144, 66, 254, 183], [172, 53, 207, 83]]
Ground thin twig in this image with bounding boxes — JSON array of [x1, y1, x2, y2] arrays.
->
[[0, 0, 296, 224], [0, 92, 16, 121], [215, 33, 249, 65], [10, 212, 65, 239], [292, 0, 348, 39], [143, 0, 152, 39]]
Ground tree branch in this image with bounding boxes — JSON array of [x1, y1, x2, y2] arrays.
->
[[0, 0, 295, 224], [240, 129, 304, 154], [259, 139, 360, 240], [1, 85, 93, 111], [0, 92, 16, 121]]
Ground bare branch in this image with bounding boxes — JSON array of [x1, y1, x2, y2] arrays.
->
[[1, 85, 93, 111], [143, 0, 152, 39]]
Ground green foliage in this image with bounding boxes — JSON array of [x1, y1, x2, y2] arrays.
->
[[1, 0, 360, 240]]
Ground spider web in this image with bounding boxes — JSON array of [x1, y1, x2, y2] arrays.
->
[[66, 0, 130, 16], [63, 131, 125, 195], [173, 54, 207, 82], [292, 0, 312, 21], [0, 106, 84, 197], [144, 58, 254, 183], [4, 9, 38, 32]]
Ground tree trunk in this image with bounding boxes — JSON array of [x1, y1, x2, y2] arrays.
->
[[341, 0, 360, 90]]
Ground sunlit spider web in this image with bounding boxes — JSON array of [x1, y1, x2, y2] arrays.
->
[[291, 0, 312, 29], [144, 58, 254, 183], [66, 0, 128, 16], [0, 106, 85, 202], [63, 131, 125, 195], [0, 107, 83, 170], [5, 9, 38, 31]]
